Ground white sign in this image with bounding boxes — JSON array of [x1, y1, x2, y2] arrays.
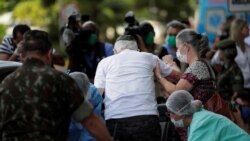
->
[[228, 0, 250, 12]]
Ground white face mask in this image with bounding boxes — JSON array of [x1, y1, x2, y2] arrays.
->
[[176, 50, 187, 63], [171, 118, 184, 128]]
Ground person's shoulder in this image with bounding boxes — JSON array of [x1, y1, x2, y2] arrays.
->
[[41, 67, 73, 83], [95, 57, 111, 69], [140, 51, 158, 57], [194, 109, 228, 121], [103, 54, 115, 61], [137, 52, 160, 63], [0, 67, 20, 86], [2, 35, 12, 40], [192, 109, 217, 124], [186, 61, 208, 73], [185, 61, 210, 79], [0, 35, 13, 46]]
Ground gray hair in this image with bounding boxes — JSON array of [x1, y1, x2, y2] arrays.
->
[[176, 29, 209, 58], [69, 72, 90, 97], [166, 20, 186, 30], [82, 21, 97, 28], [166, 90, 202, 116], [82, 21, 99, 36], [114, 40, 138, 54]]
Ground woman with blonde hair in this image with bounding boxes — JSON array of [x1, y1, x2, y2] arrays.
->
[[230, 19, 250, 90]]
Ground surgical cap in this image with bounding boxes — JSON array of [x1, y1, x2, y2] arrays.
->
[[166, 90, 202, 116], [69, 72, 90, 97]]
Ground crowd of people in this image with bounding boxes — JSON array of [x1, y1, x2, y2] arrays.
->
[[0, 12, 250, 141]]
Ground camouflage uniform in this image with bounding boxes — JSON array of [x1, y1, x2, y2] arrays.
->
[[217, 62, 244, 101], [0, 58, 93, 141]]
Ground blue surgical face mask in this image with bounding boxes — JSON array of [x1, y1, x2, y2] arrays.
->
[[171, 118, 184, 128]]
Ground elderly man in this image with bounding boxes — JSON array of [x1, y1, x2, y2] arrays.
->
[[94, 35, 181, 141], [0, 30, 112, 141]]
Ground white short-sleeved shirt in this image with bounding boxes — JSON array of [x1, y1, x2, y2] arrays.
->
[[94, 49, 172, 120], [235, 45, 250, 88]]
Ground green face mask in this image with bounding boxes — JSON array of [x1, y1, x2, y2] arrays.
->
[[166, 35, 176, 48], [88, 33, 97, 46], [144, 32, 155, 46]]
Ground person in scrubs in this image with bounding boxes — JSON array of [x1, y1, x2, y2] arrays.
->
[[166, 90, 250, 141]]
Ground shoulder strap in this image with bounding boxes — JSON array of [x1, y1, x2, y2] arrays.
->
[[199, 59, 216, 81]]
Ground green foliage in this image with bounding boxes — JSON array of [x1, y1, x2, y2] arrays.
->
[[71, 0, 198, 41], [12, 0, 49, 27], [0, 24, 6, 41], [0, 0, 198, 47], [0, 0, 19, 14], [41, 0, 56, 7]]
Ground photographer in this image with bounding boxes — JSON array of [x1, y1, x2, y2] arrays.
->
[[123, 12, 156, 54], [62, 13, 83, 48], [67, 24, 113, 82], [124, 12, 169, 59]]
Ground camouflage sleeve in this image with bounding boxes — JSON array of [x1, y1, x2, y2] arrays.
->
[[72, 99, 93, 122], [232, 71, 244, 92], [66, 75, 93, 121]]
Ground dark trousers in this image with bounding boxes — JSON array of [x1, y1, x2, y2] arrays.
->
[[106, 115, 161, 141]]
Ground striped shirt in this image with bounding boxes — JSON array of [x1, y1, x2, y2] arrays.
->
[[0, 35, 15, 54]]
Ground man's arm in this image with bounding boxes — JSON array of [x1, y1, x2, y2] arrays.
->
[[8, 54, 19, 61], [82, 113, 112, 141], [72, 97, 111, 141], [0, 53, 11, 60]]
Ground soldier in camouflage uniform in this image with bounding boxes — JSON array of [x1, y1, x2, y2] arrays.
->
[[216, 39, 244, 102], [0, 30, 112, 141]]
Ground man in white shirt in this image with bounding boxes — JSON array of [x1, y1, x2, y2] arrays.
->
[[94, 35, 180, 141]]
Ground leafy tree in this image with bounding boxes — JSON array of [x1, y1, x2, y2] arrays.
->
[[12, 0, 49, 27], [0, 0, 19, 14], [0, 24, 6, 41]]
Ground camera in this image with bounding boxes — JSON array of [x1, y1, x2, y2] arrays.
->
[[124, 11, 140, 36]]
